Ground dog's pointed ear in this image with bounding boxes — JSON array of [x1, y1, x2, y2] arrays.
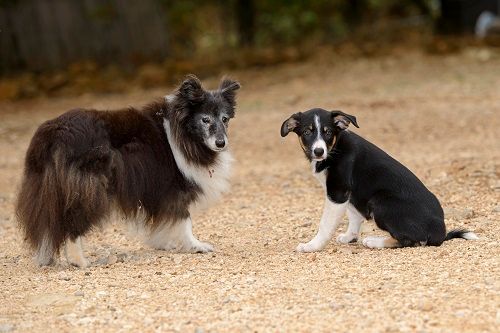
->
[[177, 74, 205, 105], [219, 77, 240, 104], [281, 113, 301, 137], [331, 110, 359, 130]]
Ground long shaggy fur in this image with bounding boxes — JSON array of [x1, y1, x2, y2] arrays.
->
[[16, 75, 240, 265]]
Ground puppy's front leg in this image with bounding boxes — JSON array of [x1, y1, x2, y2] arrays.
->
[[297, 200, 348, 252], [337, 205, 364, 244]]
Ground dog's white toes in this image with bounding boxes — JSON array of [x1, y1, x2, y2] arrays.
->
[[296, 242, 320, 253], [67, 256, 90, 268], [337, 233, 358, 244], [191, 241, 214, 253], [362, 237, 383, 249]]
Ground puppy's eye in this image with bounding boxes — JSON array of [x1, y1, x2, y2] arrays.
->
[[325, 128, 332, 135], [222, 116, 229, 123], [202, 117, 210, 124], [304, 129, 312, 136]]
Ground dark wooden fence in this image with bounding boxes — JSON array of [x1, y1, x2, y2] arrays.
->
[[0, 0, 169, 74]]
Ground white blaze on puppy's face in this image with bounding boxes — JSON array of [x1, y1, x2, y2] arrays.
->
[[311, 115, 328, 161]]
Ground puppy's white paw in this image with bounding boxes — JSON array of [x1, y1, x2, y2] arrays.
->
[[189, 241, 214, 253], [296, 242, 320, 253], [337, 233, 358, 244], [362, 236, 384, 249]]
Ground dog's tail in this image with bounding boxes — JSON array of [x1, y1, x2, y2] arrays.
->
[[16, 130, 112, 266], [444, 229, 479, 241]]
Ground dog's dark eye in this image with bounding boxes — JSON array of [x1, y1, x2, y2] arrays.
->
[[304, 129, 312, 136], [325, 128, 332, 135], [202, 117, 210, 124], [222, 116, 229, 123]]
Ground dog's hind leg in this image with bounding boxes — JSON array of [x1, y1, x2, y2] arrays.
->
[[64, 237, 89, 268], [35, 234, 55, 266], [297, 200, 348, 252], [337, 204, 364, 244], [362, 236, 400, 249], [147, 217, 214, 253]]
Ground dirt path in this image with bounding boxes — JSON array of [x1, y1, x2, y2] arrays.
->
[[0, 50, 499, 332]]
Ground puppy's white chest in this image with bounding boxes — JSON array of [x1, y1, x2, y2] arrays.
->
[[311, 161, 327, 191]]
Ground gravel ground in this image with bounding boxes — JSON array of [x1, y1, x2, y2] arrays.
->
[[0, 50, 499, 332]]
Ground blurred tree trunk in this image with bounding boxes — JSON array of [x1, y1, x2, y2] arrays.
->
[[236, 0, 255, 47], [344, 0, 364, 27]]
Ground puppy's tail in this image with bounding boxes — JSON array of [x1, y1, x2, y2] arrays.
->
[[444, 229, 479, 241]]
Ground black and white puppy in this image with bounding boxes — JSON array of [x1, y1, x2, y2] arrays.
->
[[281, 108, 478, 252], [16, 75, 240, 267]]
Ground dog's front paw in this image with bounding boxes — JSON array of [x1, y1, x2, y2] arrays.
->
[[296, 242, 320, 253], [336, 233, 358, 244], [190, 241, 214, 253]]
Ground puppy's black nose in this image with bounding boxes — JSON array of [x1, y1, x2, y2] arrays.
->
[[314, 147, 324, 157], [215, 139, 225, 148]]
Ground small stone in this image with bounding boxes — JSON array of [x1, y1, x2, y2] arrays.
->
[[246, 277, 256, 284], [84, 272, 91, 276], [105, 254, 117, 265], [74, 291, 84, 297], [84, 305, 96, 314], [27, 293, 79, 308], [300, 222, 312, 228], [444, 207, 474, 220], [329, 302, 344, 311], [418, 301, 434, 312], [492, 205, 500, 213], [116, 253, 127, 263], [223, 295, 239, 303], [155, 271, 162, 275], [0, 324, 14, 332], [339, 248, 352, 255], [436, 250, 449, 258], [310, 253, 317, 261], [173, 257, 183, 265], [490, 180, 500, 190]]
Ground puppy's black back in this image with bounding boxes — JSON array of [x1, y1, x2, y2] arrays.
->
[[324, 130, 446, 246]]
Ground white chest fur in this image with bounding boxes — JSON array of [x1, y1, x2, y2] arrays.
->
[[311, 161, 327, 192], [163, 120, 233, 214]]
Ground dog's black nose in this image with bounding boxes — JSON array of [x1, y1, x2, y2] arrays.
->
[[215, 139, 225, 148], [314, 147, 324, 157]]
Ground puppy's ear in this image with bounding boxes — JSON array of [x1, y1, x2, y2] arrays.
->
[[281, 113, 301, 137], [331, 110, 359, 130], [177, 74, 205, 105], [219, 77, 241, 104]]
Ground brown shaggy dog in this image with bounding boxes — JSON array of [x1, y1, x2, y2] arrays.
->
[[16, 75, 240, 267]]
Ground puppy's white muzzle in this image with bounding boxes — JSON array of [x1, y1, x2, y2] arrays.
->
[[311, 139, 327, 161]]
